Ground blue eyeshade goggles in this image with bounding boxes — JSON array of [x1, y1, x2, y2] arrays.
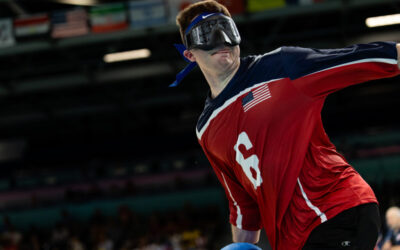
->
[[170, 12, 241, 87], [184, 12, 241, 50]]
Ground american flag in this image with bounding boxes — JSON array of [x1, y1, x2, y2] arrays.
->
[[51, 8, 89, 38], [242, 83, 271, 112]]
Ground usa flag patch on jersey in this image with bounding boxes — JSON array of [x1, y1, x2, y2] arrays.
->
[[242, 83, 271, 112]]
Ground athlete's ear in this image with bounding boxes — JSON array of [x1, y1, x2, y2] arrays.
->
[[183, 50, 196, 62]]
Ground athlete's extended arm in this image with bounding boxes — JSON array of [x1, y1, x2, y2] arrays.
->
[[231, 225, 261, 243], [282, 42, 400, 99]]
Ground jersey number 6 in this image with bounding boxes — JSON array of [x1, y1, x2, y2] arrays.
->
[[234, 131, 263, 190]]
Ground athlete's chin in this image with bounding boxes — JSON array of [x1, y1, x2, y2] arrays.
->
[[215, 60, 232, 69], [215, 54, 233, 62]]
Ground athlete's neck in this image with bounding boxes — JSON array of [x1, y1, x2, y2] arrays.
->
[[204, 59, 240, 99]]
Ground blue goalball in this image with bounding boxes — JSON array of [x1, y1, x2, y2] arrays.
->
[[221, 242, 262, 250]]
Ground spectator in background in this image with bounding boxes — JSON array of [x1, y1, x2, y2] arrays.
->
[[51, 221, 69, 248], [1, 216, 22, 250], [95, 230, 113, 250], [69, 235, 85, 250], [382, 206, 400, 250]]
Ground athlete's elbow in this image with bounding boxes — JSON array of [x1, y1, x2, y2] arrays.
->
[[232, 226, 261, 244]]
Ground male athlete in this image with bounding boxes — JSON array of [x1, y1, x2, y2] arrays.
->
[[172, 1, 400, 249]]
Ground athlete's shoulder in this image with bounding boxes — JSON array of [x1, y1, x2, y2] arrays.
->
[[238, 48, 286, 83], [244, 47, 284, 69]]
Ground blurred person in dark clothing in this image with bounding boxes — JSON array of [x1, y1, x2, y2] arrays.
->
[[382, 206, 400, 250]]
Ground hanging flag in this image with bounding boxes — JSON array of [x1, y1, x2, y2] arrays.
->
[[247, 0, 285, 13], [14, 13, 50, 37], [90, 3, 128, 33], [51, 8, 89, 38], [0, 18, 15, 48], [128, 0, 167, 29], [167, 0, 201, 23], [217, 0, 245, 15]]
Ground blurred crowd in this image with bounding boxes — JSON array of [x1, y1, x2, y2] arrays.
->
[[0, 181, 399, 250], [0, 203, 225, 250]]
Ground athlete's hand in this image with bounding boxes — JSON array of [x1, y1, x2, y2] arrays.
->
[[221, 242, 262, 250]]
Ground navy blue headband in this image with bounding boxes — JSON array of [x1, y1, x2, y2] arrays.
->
[[170, 12, 224, 87], [184, 12, 224, 34]]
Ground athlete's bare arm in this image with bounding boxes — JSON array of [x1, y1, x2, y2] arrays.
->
[[231, 225, 261, 244], [397, 44, 400, 69]]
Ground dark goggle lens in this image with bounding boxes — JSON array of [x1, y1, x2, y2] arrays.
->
[[185, 16, 240, 50]]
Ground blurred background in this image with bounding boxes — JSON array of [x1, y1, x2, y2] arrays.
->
[[0, 0, 400, 249]]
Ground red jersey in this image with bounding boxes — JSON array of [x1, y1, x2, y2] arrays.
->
[[195, 42, 400, 249]]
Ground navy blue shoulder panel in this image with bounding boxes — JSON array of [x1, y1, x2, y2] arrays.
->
[[196, 42, 398, 133], [281, 42, 397, 80], [196, 49, 286, 132]]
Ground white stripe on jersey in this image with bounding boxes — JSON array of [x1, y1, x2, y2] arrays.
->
[[262, 47, 282, 57], [221, 172, 243, 229], [304, 58, 397, 77], [297, 178, 327, 223]]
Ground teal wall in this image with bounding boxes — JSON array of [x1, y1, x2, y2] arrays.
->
[[1, 187, 226, 230], [351, 155, 400, 183], [3, 155, 400, 231]]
